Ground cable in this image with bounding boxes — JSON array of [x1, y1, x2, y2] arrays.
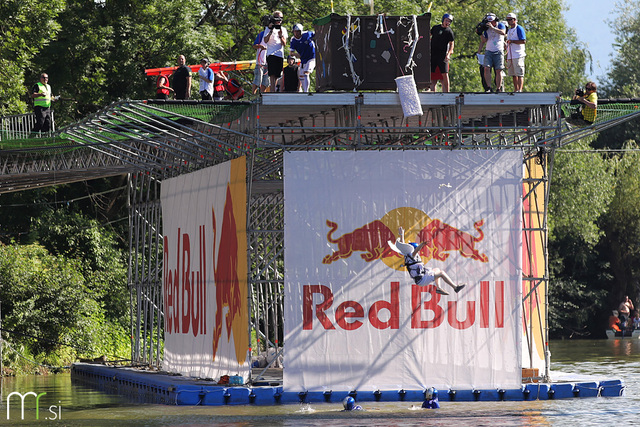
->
[[0, 185, 127, 208]]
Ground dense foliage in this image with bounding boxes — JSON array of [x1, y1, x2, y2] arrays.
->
[[0, 0, 640, 374]]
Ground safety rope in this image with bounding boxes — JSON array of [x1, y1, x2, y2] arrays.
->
[[382, 16, 405, 76]]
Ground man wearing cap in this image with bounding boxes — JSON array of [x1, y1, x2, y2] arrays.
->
[[289, 24, 316, 92], [477, 13, 506, 92], [263, 11, 288, 92], [198, 58, 214, 100], [429, 14, 455, 92], [505, 13, 526, 92]]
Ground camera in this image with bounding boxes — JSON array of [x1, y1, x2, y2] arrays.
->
[[261, 14, 271, 27], [575, 88, 585, 97], [269, 16, 282, 29], [475, 18, 489, 35]]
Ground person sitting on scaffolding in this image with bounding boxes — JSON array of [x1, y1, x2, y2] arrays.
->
[[569, 81, 597, 125], [388, 227, 465, 296]]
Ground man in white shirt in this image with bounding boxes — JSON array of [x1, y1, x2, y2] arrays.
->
[[505, 13, 526, 92], [263, 11, 288, 92], [198, 58, 214, 100]]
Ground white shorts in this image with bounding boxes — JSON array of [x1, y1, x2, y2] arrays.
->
[[299, 58, 316, 75], [415, 267, 435, 286], [507, 56, 525, 77], [253, 64, 269, 87]]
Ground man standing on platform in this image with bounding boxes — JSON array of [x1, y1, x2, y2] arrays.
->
[[252, 29, 269, 94], [429, 13, 455, 92], [264, 11, 288, 93], [505, 13, 526, 92], [31, 73, 58, 133], [289, 24, 316, 92], [478, 13, 506, 93], [198, 58, 214, 100], [172, 54, 192, 100]]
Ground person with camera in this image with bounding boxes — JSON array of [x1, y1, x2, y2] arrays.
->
[[571, 82, 597, 125], [477, 13, 506, 93], [429, 13, 455, 92], [263, 11, 288, 93], [505, 13, 526, 92]]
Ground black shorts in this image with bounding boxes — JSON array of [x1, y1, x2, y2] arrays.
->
[[267, 55, 284, 78], [431, 57, 449, 74]]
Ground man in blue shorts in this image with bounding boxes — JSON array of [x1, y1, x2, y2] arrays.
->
[[477, 13, 506, 93]]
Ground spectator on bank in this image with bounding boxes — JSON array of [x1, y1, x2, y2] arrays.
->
[[289, 24, 316, 92], [632, 310, 640, 330], [252, 30, 269, 94], [608, 310, 622, 332], [478, 13, 506, 93], [264, 11, 288, 92], [198, 58, 214, 100], [172, 55, 192, 100], [505, 13, 526, 92], [618, 295, 634, 328], [31, 73, 59, 133], [430, 14, 455, 92]]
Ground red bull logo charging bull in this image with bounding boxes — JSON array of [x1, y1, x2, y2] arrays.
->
[[312, 207, 499, 332], [322, 207, 488, 269]]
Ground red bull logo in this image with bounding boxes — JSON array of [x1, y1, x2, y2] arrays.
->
[[322, 207, 488, 269], [303, 281, 504, 331], [209, 157, 249, 365], [211, 184, 247, 363], [322, 219, 396, 264]]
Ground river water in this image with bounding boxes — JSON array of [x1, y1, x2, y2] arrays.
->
[[1, 339, 638, 426]]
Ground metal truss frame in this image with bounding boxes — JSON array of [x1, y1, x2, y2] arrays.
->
[[5, 94, 640, 380]]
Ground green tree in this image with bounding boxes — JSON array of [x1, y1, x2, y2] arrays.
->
[[0, 0, 64, 115], [0, 244, 87, 354], [548, 139, 615, 336], [32, 210, 129, 322], [601, 142, 640, 304]]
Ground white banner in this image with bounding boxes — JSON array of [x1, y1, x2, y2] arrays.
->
[[160, 158, 249, 380], [284, 151, 522, 391]]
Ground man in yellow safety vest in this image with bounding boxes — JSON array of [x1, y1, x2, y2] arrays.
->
[[31, 73, 59, 133]]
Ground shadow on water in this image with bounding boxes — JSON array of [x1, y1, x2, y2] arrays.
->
[[0, 340, 638, 426]]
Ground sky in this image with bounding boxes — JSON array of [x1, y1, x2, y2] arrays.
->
[[562, 0, 619, 82]]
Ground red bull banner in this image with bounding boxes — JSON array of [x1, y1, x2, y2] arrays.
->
[[284, 151, 523, 391], [160, 157, 249, 380]]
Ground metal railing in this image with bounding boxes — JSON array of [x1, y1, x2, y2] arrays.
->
[[0, 111, 55, 141]]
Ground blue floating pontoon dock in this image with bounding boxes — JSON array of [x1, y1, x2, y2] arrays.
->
[[71, 363, 624, 405]]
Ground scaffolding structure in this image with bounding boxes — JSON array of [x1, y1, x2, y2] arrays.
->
[[2, 93, 640, 381]]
